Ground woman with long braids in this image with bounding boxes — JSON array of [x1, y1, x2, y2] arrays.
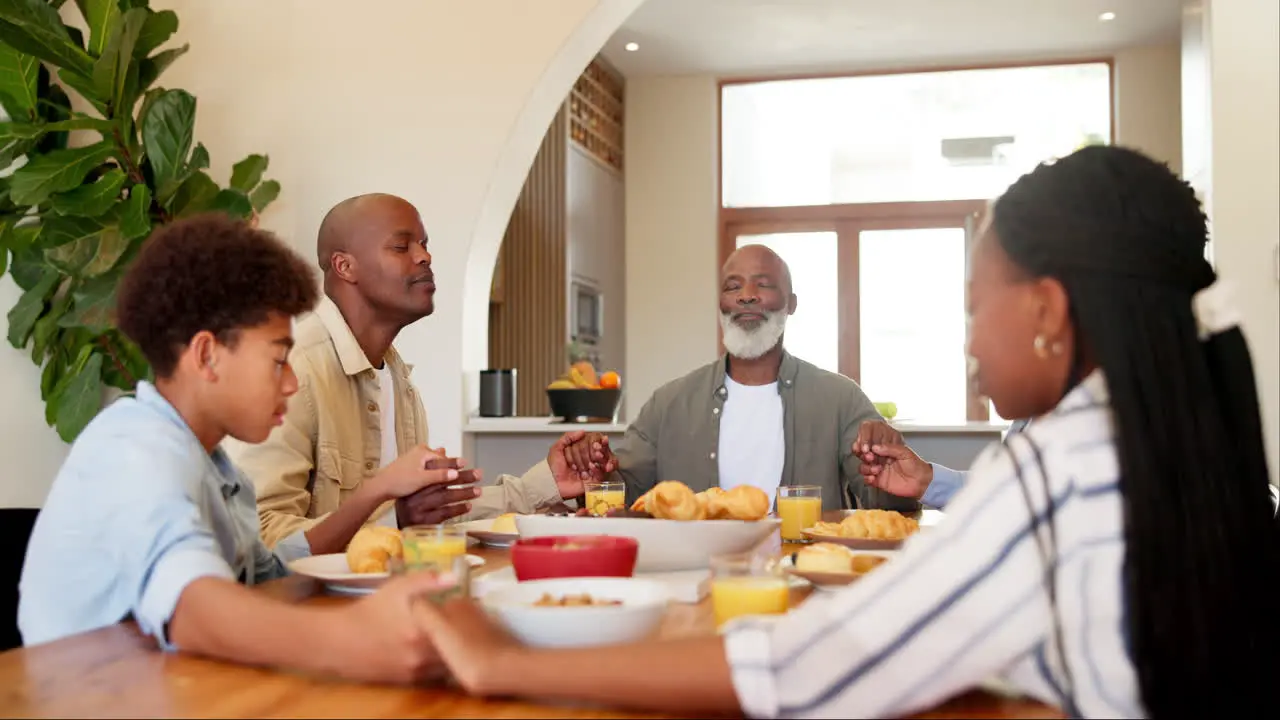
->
[[407, 145, 1278, 718]]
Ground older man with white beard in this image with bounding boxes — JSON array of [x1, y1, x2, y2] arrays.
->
[[549, 244, 919, 513]]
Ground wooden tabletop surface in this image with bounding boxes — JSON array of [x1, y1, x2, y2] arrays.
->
[[0, 544, 1063, 719]]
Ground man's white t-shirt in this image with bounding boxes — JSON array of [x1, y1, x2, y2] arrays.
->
[[374, 364, 399, 528], [716, 375, 786, 505]]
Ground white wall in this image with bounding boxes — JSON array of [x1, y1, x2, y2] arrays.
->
[[622, 48, 1185, 413], [1114, 42, 1184, 173], [622, 75, 721, 412], [1189, 0, 1280, 484], [0, 0, 646, 507]]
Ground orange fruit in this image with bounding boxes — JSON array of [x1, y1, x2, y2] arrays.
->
[[600, 371, 621, 389]]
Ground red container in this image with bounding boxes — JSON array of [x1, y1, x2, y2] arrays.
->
[[510, 535, 639, 581]]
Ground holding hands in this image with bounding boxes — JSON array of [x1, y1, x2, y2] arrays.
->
[[852, 420, 933, 500]]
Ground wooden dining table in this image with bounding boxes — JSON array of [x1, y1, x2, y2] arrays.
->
[[0, 543, 1063, 719]]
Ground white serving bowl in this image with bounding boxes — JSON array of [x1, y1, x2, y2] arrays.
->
[[480, 577, 670, 648], [515, 515, 781, 572]]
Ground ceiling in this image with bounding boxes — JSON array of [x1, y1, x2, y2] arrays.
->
[[600, 0, 1182, 78]]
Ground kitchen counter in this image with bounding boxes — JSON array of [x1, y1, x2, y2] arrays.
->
[[462, 416, 1008, 481], [465, 416, 1007, 435]]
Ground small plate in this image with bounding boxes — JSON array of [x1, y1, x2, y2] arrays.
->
[[288, 553, 486, 595], [799, 531, 905, 550], [456, 517, 521, 547], [781, 551, 895, 589]]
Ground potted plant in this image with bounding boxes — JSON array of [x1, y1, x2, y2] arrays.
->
[[0, 0, 280, 441]]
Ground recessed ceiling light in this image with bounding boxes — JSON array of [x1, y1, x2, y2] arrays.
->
[[624, 42, 639, 52], [1099, 11, 1116, 22]]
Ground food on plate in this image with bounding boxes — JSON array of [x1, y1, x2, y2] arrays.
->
[[533, 592, 623, 607], [490, 513, 519, 534], [794, 543, 891, 576], [851, 554, 888, 574], [809, 509, 920, 541], [795, 542, 856, 573], [629, 482, 770, 522], [345, 525, 403, 573]]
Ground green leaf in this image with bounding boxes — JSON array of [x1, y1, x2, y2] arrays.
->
[[6, 269, 57, 348], [91, 6, 146, 111], [101, 330, 148, 388], [140, 88, 194, 202], [168, 168, 216, 216], [55, 351, 103, 441], [40, 212, 106, 247], [116, 183, 150, 238], [188, 141, 208, 170], [40, 343, 64, 400], [58, 271, 118, 332], [0, 41, 39, 119], [0, 1, 95, 76], [230, 154, 268, 192], [55, 68, 106, 112], [209, 188, 252, 219], [249, 179, 280, 213], [75, 0, 121, 57], [0, 245, 7, 276], [49, 167, 126, 216], [136, 42, 184, 92], [8, 140, 115, 205], [132, 8, 175, 58], [44, 221, 127, 277], [31, 288, 71, 362], [7, 244, 45, 289], [8, 222, 41, 252]]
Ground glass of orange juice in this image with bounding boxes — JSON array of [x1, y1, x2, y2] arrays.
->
[[777, 485, 822, 542], [397, 524, 470, 600], [710, 551, 790, 628], [583, 480, 626, 516]]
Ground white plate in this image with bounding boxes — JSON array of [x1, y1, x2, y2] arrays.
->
[[516, 514, 781, 572], [287, 552, 486, 595], [481, 577, 669, 648], [455, 517, 520, 547]]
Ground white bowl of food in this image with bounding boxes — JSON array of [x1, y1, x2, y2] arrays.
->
[[515, 514, 781, 572], [480, 577, 670, 648]]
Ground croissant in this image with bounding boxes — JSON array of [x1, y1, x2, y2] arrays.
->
[[707, 485, 771, 521], [838, 510, 919, 541], [346, 525, 403, 573], [630, 488, 653, 513], [648, 480, 706, 521], [696, 487, 726, 518]]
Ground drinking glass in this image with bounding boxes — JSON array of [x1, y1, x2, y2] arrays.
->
[[393, 524, 471, 601], [777, 485, 822, 542], [583, 480, 626, 516], [709, 551, 789, 628]]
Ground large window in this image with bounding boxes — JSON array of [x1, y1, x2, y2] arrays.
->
[[720, 61, 1113, 423]]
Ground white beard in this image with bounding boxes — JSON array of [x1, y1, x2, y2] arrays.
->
[[720, 310, 787, 360]]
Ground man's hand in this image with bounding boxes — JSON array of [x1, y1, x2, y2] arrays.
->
[[323, 571, 457, 684], [852, 421, 933, 500], [396, 452, 483, 526], [547, 431, 616, 499]]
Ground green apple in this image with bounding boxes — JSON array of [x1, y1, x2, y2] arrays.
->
[[874, 401, 898, 420]]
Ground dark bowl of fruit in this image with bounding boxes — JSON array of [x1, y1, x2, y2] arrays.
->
[[546, 362, 623, 422]]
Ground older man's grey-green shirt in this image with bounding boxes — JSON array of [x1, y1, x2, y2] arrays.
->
[[612, 352, 920, 513]]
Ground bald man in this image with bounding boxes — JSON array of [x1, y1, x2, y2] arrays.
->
[[569, 244, 918, 513], [226, 194, 603, 550]]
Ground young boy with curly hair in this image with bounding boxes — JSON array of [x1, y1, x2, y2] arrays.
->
[[19, 214, 452, 684]]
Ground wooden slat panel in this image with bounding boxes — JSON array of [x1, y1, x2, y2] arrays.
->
[[488, 106, 568, 417]]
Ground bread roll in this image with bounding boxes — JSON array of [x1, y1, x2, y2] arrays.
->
[[708, 485, 770, 521], [490, 513, 518, 534], [345, 526, 403, 573], [795, 542, 855, 574], [696, 487, 726, 518], [649, 480, 705, 521]]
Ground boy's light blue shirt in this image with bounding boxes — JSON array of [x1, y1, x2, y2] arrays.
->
[[18, 382, 309, 648]]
